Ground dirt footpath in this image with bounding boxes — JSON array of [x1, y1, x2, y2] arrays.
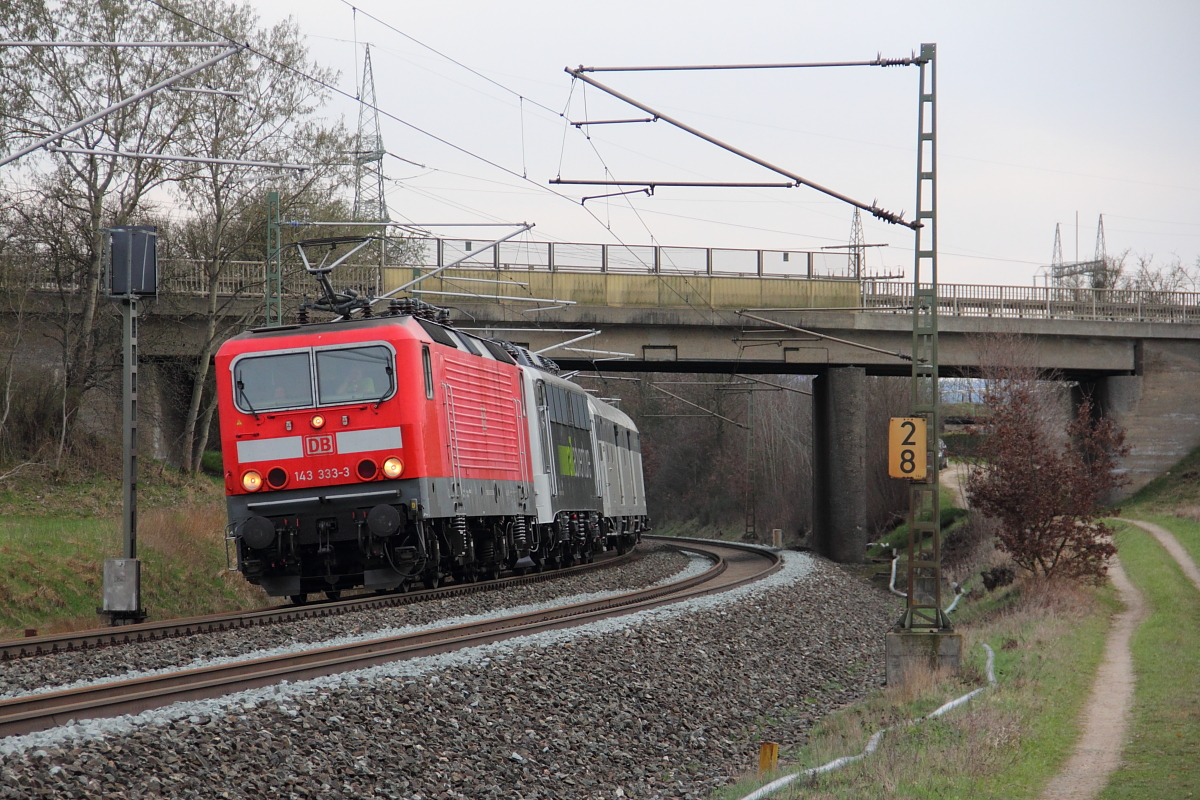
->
[[1037, 517, 1200, 799], [1037, 557, 1147, 800], [1126, 519, 1200, 593]]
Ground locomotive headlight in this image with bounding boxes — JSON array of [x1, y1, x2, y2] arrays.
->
[[241, 470, 264, 492], [310, 414, 326, 429], [382, 457, 404, 479]]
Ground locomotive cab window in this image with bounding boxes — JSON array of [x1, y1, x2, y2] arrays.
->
[[422, 346, 434, 399], [316, 345, 394, 405], [233, 352, 312, 412]]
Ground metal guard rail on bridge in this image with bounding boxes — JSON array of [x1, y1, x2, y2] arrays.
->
[[861, 281, 1200, 323], [9, 249, 1200, 323]]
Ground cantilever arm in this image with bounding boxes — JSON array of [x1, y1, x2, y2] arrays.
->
[[563, 67, 917, 230]]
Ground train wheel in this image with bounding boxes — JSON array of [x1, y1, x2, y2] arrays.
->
[[423, 573, 441, 590], [324, 590, 342, 601], [289, 594, 307, 606]]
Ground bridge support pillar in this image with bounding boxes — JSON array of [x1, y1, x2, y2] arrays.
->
[[812, 367, 867, 563], [1087, 374, 1146, 501]]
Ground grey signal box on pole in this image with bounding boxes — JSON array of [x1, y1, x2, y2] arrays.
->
[[102, 225, 156, 626], [108, 225, 158, 297]]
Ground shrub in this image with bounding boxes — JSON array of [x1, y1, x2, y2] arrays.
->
[[967, 385, 1129, 583]]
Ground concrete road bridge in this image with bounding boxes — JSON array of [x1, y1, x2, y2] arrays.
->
[[13, 237, 1200, 558]]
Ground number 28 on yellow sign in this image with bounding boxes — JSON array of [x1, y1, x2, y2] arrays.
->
[[888, 417, 927, 480]]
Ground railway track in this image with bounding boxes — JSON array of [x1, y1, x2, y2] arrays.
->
[[0, 537, 778, 739], [0, 547, 638, 661]]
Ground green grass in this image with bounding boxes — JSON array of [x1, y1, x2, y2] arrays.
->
[[1126, 513, 1200, 575], [712, 577, 1115, 799], [1123, 445, 1200, 509], [0, 461, 225, 519], [0, 467, 267, 637], [200, 449, 224, 476], [1099, 522, 1200, 799], [869, 504, 969, 558]]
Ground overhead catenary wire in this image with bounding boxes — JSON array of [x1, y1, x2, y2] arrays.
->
[[648, 384, 747, 429], [131, 1, 928, 308], [731, 374, 813, 396], [578, 56, 921, 72], [332, 0, 562, 118], [737, 311, 913, 362]]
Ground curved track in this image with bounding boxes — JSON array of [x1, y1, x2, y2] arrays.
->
[[0, 538, 778, 739], [0, 548, 637, 661]]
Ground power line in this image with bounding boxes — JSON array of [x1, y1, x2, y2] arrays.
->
[[332, 0, 562, 118]]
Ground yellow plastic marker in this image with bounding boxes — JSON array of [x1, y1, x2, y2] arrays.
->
[[758, 741, 779, 774]]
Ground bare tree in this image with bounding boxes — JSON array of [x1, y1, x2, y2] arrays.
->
[[0, 2, 200, 458], [160, 0, 351, 471]]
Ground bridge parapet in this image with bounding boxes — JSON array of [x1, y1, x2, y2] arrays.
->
[[130, 243, 1200, 323], [863, 280, 1200, 324]]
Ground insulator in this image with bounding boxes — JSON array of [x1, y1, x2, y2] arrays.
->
[[297, 306, 309, 324], [437, 308, 451, 325]]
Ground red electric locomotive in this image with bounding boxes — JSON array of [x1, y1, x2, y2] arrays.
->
[[216, 240, 648, 602]]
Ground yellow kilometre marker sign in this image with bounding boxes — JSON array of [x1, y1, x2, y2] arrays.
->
[[889, 417, 927, 480]]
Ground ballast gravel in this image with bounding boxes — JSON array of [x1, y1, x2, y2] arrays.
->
[[0, 548, 894, 799], [0, 543, 690, 700]]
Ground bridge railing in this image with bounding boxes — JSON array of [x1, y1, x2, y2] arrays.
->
[[159, 259, 382, 298], [12, 251, 1200, 323], [424, 238, 875, 279], [862, 281, 1200, 323]]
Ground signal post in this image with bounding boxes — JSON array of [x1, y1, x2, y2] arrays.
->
[[100, 226, 157, 626]]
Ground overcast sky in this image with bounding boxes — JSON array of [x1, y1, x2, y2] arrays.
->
[[245, 0, 1199, 286]]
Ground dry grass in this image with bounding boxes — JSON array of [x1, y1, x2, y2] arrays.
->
[[714, 568, 1114, 800], [137, 501, 269, 617], [0, 493, 268, 637]]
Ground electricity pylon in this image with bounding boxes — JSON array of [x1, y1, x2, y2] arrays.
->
[[353, 44, 388, 223], [848, 207, 865, 279]]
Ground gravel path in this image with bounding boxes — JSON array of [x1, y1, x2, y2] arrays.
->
[[0, 543, 689, 700], [0, 549, 893, 799]]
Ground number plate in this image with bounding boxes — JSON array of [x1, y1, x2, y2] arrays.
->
[[888, 417, 927, 480], [304, 434, 336, 456]]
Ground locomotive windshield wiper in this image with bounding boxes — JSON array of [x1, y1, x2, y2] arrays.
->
[[373, 365, 394, 410], [236, 379, 260, 421]]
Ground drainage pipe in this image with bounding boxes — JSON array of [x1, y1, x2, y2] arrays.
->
[[886, 549, 966, 613], [736, 644, 997, 800]]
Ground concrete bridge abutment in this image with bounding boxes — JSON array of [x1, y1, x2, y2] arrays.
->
[[812, 367, 867, 564], [1082, 339, 1200, 499]]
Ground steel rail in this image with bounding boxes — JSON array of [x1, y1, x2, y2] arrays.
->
[[0, 549, 637, 661], [0, 539, 778, 738]]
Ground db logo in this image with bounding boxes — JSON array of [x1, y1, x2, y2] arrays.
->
[[304, 435, 335, 456]]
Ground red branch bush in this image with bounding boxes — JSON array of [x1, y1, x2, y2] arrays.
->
[[967, 386, 1129, 582]]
